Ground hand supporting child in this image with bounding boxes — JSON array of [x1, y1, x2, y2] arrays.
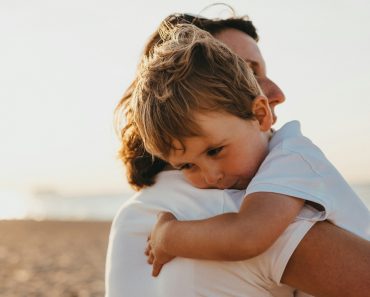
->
[[145, 212, 177, 276]]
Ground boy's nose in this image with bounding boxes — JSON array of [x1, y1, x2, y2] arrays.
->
[[202, 169, 223, 187]]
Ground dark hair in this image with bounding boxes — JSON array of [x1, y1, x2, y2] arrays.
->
[[115, 12, 259, 190], [174, 13, 258, 40]]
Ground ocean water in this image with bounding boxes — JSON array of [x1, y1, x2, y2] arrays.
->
[[0, 191, 133, 221], [1, 185, 369, 221]]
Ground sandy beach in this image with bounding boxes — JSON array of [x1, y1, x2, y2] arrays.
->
[[0, 220, 111, 297]]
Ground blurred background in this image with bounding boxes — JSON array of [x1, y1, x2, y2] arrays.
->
[[0, 0, 369, 296], [1, 0, 370, 221]]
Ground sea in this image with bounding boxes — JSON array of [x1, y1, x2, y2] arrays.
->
[[1, 185, 369, 221]]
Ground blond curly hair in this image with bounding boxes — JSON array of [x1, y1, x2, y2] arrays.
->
[[131, 23, 261, 159]]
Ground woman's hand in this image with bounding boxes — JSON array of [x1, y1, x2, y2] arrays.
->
[[145, 211, 177, 276]]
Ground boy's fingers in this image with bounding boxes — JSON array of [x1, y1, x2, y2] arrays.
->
[[157, 211, 174, 220], [157, 211, 166, 218], [147, 252, 154, 264], [152, 261, 163, 277], [144, 243, 151, 256]]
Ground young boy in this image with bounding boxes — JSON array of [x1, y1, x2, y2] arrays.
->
[[131, 23, 370, 277]]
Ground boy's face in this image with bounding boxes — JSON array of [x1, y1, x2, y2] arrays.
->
[[167, 100, 272, 190]]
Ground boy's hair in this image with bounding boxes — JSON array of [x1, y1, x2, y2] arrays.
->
[[131, 23, 261, 159], [115, 12, 259, 190]]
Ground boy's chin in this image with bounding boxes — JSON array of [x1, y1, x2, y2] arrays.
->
[[229, 178, 251, 190], [211, 179, 248, 190], [186, 177, 251, 190]]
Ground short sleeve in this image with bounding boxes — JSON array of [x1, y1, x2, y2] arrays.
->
[[246, 143, 333, 221]]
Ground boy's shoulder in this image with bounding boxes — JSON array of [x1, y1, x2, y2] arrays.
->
[[269, 121, 325, 164], [270, 121, 309, 150]]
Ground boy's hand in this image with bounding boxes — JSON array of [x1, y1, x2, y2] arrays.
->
[[145, 211, 177, 277]]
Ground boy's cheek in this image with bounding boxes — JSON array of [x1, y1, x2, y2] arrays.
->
[[183, 172, 209, 189]]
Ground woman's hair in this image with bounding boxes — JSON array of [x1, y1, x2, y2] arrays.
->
[[115, 13, 259, 190], [131, 23, 261, 159]]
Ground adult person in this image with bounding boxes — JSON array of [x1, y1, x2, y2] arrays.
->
[[105, 13, 370, 297]]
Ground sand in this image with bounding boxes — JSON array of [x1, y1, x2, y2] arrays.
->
[[0, 220, 111, 297]]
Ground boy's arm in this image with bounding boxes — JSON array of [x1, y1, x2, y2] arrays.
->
[[147, 192, 304, 274]]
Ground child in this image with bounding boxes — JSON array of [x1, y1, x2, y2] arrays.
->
[[131, 23, 370, 277]]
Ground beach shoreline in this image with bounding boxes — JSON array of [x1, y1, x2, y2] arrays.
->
[[0, 220, 111, 297]]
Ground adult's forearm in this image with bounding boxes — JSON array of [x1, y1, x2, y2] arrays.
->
[[282, 221, 370, 297]]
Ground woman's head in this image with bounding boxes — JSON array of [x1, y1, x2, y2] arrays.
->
[[139, 13, 284, 121], [116, 12, 284, 190], [142, 13, 259, 58], [132, 23, 263, 159]]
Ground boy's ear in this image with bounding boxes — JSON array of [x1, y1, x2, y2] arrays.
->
[[252, 96, 273, 132]]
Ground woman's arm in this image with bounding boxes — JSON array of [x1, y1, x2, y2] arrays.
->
[[282, 221, 370, 297]]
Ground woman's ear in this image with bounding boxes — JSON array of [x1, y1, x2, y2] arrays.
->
[[252, 96, 273, 132]]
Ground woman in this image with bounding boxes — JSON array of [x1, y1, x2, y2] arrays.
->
[[105, 13, 370, 297]]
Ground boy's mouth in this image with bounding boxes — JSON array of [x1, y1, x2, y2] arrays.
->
[[221, 179, 242, 190], [229, 177, 252, 190], [228, 180, 239, 189]]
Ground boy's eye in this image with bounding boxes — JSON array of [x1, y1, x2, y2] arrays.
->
[[179, 163, 194, 170], [207, 146, 223, 157]]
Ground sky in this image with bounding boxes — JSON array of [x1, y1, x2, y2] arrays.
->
[[1, 0, 370, 197]]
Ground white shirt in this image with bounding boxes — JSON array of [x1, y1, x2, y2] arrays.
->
[[105, 170, 316, 297], [246, 121, 370, 240]]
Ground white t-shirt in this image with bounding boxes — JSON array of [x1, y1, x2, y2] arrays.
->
[[246, 121, 370, 240], [105, 170, 316, 297]]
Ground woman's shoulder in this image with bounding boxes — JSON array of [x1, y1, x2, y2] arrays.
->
[[115, 170, 227, 222], [112, 171, 193, 223]]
